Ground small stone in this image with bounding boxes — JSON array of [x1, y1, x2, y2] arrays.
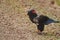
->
[[51, 1, 55, 5]]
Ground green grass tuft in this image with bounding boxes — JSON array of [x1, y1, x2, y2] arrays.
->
[[56, 0, 60, 6]]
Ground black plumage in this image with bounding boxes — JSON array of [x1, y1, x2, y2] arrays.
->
[[27, 10, 38, 23], [37, 23, 44, 32], [27, 9, 60, 33]]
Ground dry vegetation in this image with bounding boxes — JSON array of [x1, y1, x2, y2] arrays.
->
[[0, 0, 60, 40]]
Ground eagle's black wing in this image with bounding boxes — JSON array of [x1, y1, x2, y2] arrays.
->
[[44, 18, 60, 25]]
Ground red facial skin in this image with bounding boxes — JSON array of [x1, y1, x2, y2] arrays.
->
[[31, 10, 36, 14]]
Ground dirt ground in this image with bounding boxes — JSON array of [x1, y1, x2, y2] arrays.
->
[[0, 0, 60, 40]]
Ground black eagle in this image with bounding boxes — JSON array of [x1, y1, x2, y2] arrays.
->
[[27, 9, 60, 34]]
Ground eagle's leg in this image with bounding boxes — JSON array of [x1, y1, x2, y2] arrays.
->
[[37, 24, 44, 34]]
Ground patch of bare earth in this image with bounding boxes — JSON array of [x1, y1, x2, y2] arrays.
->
[[0, 0, 60, 40]]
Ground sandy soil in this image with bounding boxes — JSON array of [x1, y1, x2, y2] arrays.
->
[[0, 0, 60, 40]]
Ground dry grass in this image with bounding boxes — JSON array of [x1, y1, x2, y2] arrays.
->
[[0, 0, 60, 40]]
